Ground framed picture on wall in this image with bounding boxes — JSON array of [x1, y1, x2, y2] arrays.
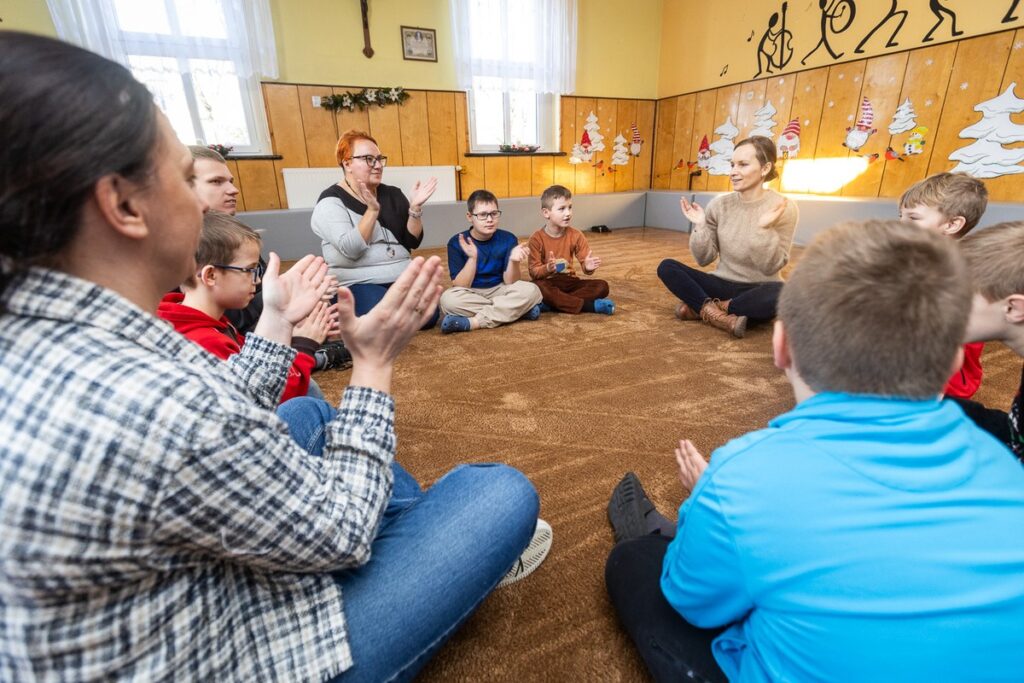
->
[[401, 26, 437, 62]]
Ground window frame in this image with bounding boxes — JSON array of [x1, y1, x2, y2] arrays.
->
[[468, 89, 560, 153]]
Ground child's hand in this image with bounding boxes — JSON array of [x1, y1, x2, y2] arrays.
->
[[293, 301, 334, 345], [546, 250, 558, 273], [458, 233, 478, 260], [675, 439, 708, 493], [680, 197, 706, 225], [583, 250, 602, 272], [757, 198, 787, 229], [509, 243, 529, 263]]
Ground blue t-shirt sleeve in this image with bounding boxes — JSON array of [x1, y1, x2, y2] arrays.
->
[[447, 233, 468, 283]]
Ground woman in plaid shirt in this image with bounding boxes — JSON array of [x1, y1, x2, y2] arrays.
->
[[0, 32, 540, 682]]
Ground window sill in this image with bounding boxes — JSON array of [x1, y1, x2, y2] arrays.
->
[[464, 151, 566, 157], [225, 154, 283, 161]]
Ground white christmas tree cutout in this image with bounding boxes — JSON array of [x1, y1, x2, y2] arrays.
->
[[707, 117, 739, 176], [611, 134, 630, 166], [569, 111, 605, 164], [949, 82, 1024, 179], [750, 100, 777, 138], [889, 98, 917, 135]]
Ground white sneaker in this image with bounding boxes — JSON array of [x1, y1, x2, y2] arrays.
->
[[498, 519, 552, 588]]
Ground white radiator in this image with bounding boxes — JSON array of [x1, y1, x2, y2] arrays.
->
[[282, 165, 459, 209]]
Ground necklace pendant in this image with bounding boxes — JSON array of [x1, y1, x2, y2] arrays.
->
[[386, 246, 396, 258]]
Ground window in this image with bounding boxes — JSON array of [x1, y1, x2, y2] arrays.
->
[[47, 0, 275, 155], [451, 0, 577, 153]]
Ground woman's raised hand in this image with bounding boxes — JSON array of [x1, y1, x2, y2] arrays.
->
[[409, 177, 438, 209], [680, 197, 706, 225], [757, 198, 788, 229], [354, 178, 380, 212]]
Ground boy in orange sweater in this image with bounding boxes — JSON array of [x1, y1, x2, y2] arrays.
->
[[158, 212, 335, 403], [527, 185, 614, 315]]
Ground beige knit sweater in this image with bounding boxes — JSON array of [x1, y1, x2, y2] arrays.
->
[[689, 189, 799, 283]]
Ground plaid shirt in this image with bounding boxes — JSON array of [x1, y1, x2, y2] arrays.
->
[[0, 268, 396, 681]]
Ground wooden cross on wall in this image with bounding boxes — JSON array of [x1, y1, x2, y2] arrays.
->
[[360, 0, 374, 58]]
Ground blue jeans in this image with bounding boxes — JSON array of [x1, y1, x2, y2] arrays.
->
[[276, 398, 539, 682], [348, 282, 440, 330]]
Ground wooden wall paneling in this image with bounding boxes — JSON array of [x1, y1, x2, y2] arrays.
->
[[595, 98, 617, 193], [788, 68, 830, 163], [842, 52, 909, 197], [984, 29, 1024, 201], [263, 83, 310, 208], [398, 90, 432, 166], [574, 98, 597, 194], [236, 159, 281, 211], [815, 60, 866, 160], [484, 156, 510, 198], [554, 96, 577, 193], [225, 160, 245, 212], [633, 99, 656, 191], [508, 156, 533, 197], [686, 90, 717, 192], [332, 87, 371, 136], [297, 85, 338, 167], [669, 95, 696, 190], [426, 91, 459, 167], [878, 43, 958, 198], [705, 84, 741, 192], [367, 103, 404, 166], [735, 80, 768, 140], [651, 97, 677, 189], [531, 156, 555, 196], [614, 99, 637, 192], [928, 32, 1015, 179], [762, 75, 796, 192], [455, 92, 484, 200]]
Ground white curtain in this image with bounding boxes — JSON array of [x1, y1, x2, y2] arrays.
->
[[451, 0, 577, 94], [45, 0, 278, 79]]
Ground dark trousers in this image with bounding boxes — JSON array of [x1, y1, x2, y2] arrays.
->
[[606, 535, 727, 683], [657, 258, 782, 322], [346, 282, 440, 330], [948, 397, 1013, 445], [535, 274, 609, 313]]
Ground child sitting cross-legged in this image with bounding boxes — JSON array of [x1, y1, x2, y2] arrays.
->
[[159, 211, 335, 403], [528, 184, 615, 315], [439, 189, 542, 334]]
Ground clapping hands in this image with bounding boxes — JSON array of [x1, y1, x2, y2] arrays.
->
[[583, 250, 602, 272], [457, 233, 478, 259], [757, 198, 788, 229], [680, 197, 706, 225], [409, 177, 438, 210], [508, 243, 530, 263]]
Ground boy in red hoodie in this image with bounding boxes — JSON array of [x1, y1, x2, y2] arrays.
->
[[159, 211, 334, 403]]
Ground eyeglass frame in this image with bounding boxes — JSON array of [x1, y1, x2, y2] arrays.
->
[[348, 154, 389, 168], [469, 210, 502, 220], [211, 263, 264, 283]]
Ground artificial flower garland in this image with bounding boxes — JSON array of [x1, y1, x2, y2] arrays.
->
[[320, 87, 410, 113]]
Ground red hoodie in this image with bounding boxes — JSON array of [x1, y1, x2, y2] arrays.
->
[[157, 293, 314, 403], [944, 342, 984, 399]]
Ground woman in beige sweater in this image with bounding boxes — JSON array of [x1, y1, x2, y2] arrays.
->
[[657, 136, 798, 338]]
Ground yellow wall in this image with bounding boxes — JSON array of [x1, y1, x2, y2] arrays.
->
[[659, 0, 1024, 97], [1, 0, 57, 36], [575, 0, 662, 98]]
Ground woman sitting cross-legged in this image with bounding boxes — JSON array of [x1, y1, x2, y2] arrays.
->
[[657, 136, 798, 338]]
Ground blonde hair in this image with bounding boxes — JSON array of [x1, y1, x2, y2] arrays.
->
[[899, 172, 989, 237], [959, 221, 1024, 301], [779, 220, 970, 398], [182, 211, 261, 288]]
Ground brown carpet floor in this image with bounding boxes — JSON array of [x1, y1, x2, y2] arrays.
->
[[309, 227, 1021, 682]]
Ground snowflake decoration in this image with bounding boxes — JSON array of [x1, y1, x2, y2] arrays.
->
[[804, 119, 811, 126], [779, 96, 785, 103], [778, 78, 785, 85], [925, 58, 934, 66], [960, 81, 969, 90], [853, 75, 861, 82], [847, 114, 854, 121], [1016, 41, 1024, 50], [805, 85, 811, 92], [889, 76, 896, 83], [838, 73, 845, 79], [925, 98, 934, 107], [828, 100, 835, 108]]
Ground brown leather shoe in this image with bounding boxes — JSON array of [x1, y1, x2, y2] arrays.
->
[[700, 299, 748, 338], [717, 298, 731, 314], [674, 301, 700, 321]]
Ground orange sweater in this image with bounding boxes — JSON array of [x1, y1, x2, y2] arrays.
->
[[527, 227, 593, 280]]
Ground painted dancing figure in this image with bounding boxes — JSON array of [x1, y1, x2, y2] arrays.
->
[[754, 2, 793, 77], [855, 0, 908, 54], [803, 0, 857, 65], [922, 0, 962, 43]]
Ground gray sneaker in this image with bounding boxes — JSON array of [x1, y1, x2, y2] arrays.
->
[[498, 519, 552, 588]]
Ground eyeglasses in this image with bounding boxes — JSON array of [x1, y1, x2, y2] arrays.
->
[[349, 155, 388, 168], [213, 263, 264, 283], [471, 210, 502, 220]]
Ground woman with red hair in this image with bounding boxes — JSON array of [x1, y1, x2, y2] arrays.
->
[[312, 129, 440, 327]]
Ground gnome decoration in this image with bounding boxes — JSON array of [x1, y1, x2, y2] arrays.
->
[[612, 133, 630, 166], [629, 122, 644, 156], [777, 118, 801, 159], [707, 117, 739, 175], [844, 97, 877, 152], [569, 129, 592, 164], [903, 126, 928, 155], [695, 134, 712, 170]]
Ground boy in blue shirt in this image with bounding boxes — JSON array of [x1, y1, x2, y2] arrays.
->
[[605, 220, 1024, 682], [440, 190, 542, 334]]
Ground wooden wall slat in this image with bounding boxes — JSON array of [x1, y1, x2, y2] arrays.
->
[[236, 159, 281, 211], [595, 98, 617, 194], [398, 91, 432, 166], [426, 92, 459, 167], [614, 99, 638, 192], [262, 83, 310, 208], [735, 80, 768, 140], [843, 52, 909, 198], [877, 44, 957, 197], [763, 75, 796, 192], [225, 160, 245, 212], [454, 92, 484, 201], [574, 98, 597, 195], [651, 97, 677, 190], [297, 85, 338, 168], [367, 104, 404, 167], [928, 32, 1015, 179], [554, 96, 577, 194], [633, 99, 656, 191], [686, 90, 716, 192], [788, 67, 830, 162], [669, 95, 696, 190], [508, 156, 533, 197], [706, 85, 741, 192], [532, 156, 555, 196], [484, 156, 510, 198], [984, 28, 1024, 202], [816, 61, 866, 160]]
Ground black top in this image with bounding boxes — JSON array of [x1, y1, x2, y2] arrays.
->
[[317, 183, 423, 252]]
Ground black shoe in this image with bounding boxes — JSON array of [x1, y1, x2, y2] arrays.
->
[[313, 340, 352, 372], [608, 472, 657, 543]]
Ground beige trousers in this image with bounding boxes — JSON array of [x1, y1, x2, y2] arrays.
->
[[439, 281, 543, 328]]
